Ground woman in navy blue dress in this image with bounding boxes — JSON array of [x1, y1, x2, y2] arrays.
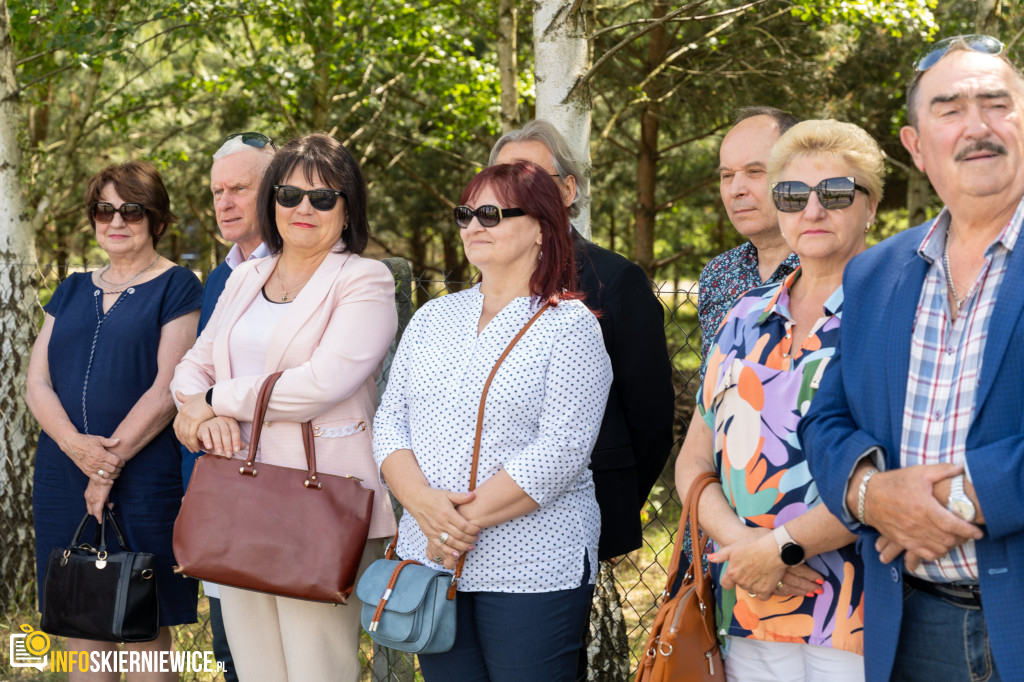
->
[[26, 161, 202, 679]]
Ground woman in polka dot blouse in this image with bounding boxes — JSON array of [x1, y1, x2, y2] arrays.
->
[[373, 160, 613, 680]]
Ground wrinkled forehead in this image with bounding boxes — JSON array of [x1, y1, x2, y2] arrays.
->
[[917, 50, 1024, 107]]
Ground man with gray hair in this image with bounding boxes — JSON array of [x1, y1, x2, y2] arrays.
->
[[490, 119, 675, 563], [181, 131, 276, 681]]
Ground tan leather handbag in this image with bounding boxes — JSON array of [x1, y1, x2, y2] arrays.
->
[[634, 470, 722, 682], [172, 371, 374, 604]]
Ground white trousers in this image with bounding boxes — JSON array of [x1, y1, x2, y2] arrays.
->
[[723, 636, 865, 682], [218, 540, 385, 682]]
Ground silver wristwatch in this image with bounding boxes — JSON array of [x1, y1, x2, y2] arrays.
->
[[947, 474, 976, 522]]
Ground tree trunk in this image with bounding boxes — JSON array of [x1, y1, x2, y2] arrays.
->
[[907, 167, 930, 227], [974, 0, 1001, 34], [533, 0, 592, 237], [497, 0, 519, 134], [633, 1, 667, 274], [0, 0, 42, 613]]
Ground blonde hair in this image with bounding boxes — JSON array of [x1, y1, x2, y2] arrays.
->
[[767, 119, 885, 203]]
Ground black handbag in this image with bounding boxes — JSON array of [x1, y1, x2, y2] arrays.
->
[[40, 509, 160, 642]]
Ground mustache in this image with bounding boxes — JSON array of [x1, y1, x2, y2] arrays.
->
[[955, 140, 1007, 161]]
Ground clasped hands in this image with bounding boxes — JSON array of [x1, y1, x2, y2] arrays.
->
[[174, 390, 246, 456], [406, 485, 481, 571], [709, 526, 824, 600], [860, 462, 983, 571]]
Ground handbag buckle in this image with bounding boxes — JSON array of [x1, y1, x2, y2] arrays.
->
[[95, 551, 108, 569], [304, 478, 323, 489], [658, 641, 673, 657], [239, 462, 258, 477]]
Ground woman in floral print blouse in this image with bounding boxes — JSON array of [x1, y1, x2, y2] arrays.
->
[[675, 120, 884, 682]]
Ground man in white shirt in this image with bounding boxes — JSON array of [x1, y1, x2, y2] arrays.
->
[[181, 132, 275, 681]]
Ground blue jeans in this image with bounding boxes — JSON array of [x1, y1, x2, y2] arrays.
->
[[418, 554, 593, 681], [892, 580, 1001, 682]]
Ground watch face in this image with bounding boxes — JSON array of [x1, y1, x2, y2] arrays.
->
[[781, 542, 804, 566], [949, 497, 976, 522]]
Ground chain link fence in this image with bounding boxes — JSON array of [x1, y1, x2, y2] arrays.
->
[[1, 259, 701, 681]]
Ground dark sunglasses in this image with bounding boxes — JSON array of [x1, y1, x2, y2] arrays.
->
[[453, 205, 526, 228], [772, 177, 869, 213], [273, 185, 345, 211], [913, 34, 1004, 72], [90, 202, 147, 224], [225, 131, 277, 150]]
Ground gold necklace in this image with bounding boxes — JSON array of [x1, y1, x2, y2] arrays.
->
[[275, 266, 309, 302]]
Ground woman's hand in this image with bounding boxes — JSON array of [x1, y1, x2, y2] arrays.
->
[[406, 486, 481, 567], [195, 417, 245, 456], [710, 527, 821, 600], [85, 478, 114, 522], [174, 390, 216, 452], [61, 433, 123, 481]]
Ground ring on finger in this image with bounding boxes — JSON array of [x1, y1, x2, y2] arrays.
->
[[98, 469, 106, 478], [432, 555, 444, 563], [777, 581, 785, 590], [746, 590, 757, 598], [439, 532, 449, 545]]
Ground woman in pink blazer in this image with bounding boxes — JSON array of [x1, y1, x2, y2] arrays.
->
[[170, 133, 398, 682]]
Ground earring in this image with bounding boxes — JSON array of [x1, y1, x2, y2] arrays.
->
[[538, 250, 543, 261], [865, 222, 872, 233]]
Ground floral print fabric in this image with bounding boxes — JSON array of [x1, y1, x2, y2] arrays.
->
[[700, 268, 864, 654]]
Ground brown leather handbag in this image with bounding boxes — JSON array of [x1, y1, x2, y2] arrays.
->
[[635, 470, 723, 682], [172, 371, 374, 604]]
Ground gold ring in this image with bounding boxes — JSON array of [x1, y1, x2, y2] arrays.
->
[[777, 581, 785, 590], [439, 532, 450, 545]]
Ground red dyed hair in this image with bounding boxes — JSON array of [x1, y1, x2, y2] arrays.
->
[[460, 161, 580, 306]]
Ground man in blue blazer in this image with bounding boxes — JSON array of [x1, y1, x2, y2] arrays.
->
[[800, 37, 1024, 681], [180, 132, 275, 681]]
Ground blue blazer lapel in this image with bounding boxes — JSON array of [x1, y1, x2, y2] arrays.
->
[[885, 249, 929, 463], [974, 243, 1024, 417]]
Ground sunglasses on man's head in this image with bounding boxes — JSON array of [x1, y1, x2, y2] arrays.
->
[[273, 185, 345, 211], [225, 131, 277, 151], [90, 202, 146, 224], [771, 177, 869, 213], [913, 34, 1004, 72], [453, 205, 526, 229]]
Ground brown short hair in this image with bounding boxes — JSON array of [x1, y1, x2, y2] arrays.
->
[[84, 161, 176, 247], [256, 133, 369, 255]]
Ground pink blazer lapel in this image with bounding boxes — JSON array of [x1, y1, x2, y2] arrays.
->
[[212, 255, 278, 379], [264, 251, 354, 371]]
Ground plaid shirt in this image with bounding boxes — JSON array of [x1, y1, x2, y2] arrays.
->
[[903, 200, 1023, 583], [697, 242, 799, 377]]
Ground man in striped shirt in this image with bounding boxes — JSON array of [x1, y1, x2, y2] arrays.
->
[[801, 36, 1024, 681]]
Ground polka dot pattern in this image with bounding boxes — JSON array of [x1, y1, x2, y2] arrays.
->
[[373, 285, 613, 593]]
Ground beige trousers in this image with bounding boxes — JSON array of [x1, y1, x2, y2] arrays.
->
[[219, 539, 386, 682]]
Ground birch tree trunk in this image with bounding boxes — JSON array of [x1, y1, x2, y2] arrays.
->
[[533, 0, 592, 238], [498, 0, 519, 133], [0, 0, 42, 612]]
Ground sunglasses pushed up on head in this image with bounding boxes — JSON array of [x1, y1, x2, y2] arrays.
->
[[273, 185, 345, 211], [453, 205, 526, 228], [771, 177, 869, 213], [913, 34, 1004, 72], [90, 202, 147, 224], [225, 131, 277, 151]]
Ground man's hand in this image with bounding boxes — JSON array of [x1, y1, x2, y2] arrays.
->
[[865, 463, 983, 562]]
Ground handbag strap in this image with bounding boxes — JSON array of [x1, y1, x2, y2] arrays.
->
[[367, 559, 422, 632], [385, 301, 552, 601], [241, 370, 321, 488], [663, 470, 720, 600]]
